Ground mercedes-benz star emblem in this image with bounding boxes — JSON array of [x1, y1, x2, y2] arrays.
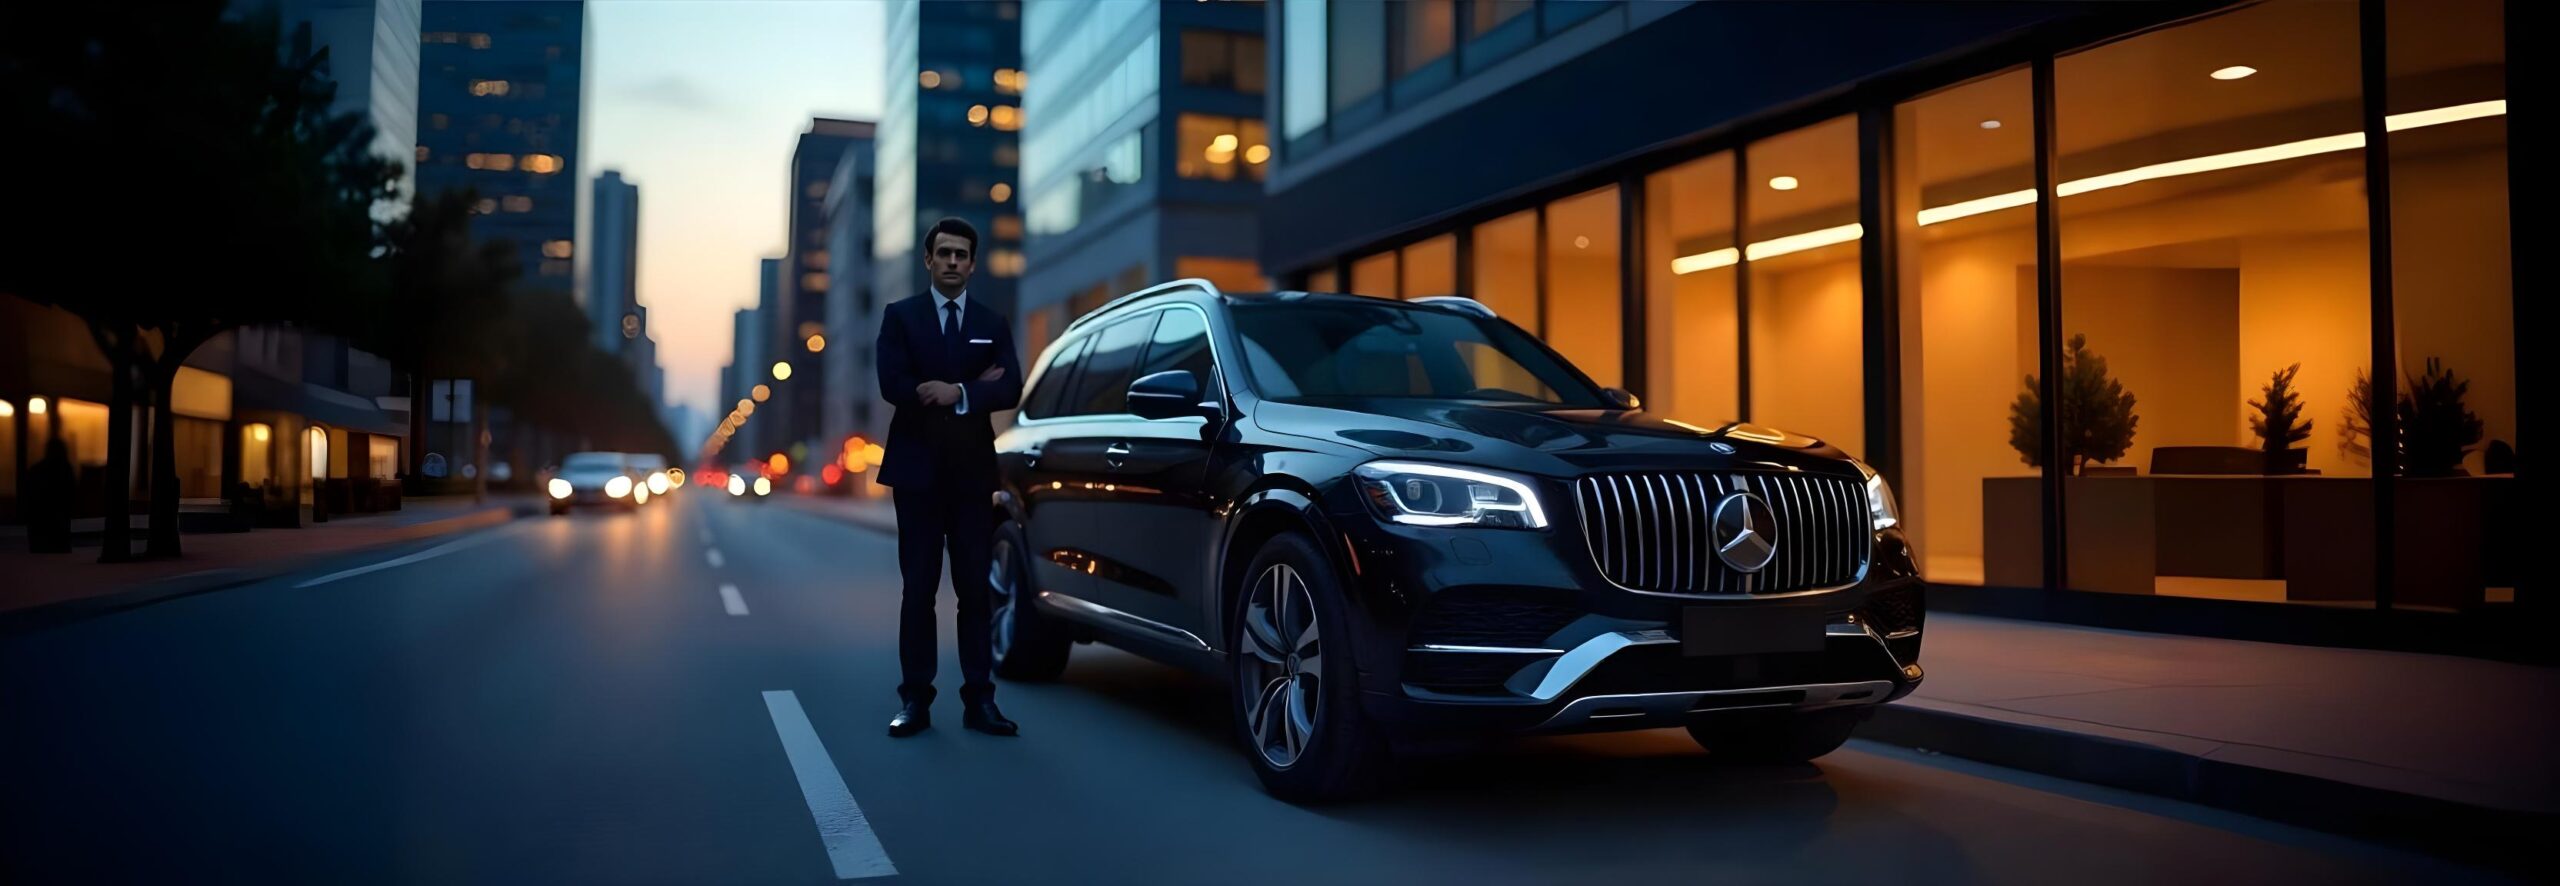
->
[[1708, 441, 1736, 455], [1712, 491, 1779, 573]]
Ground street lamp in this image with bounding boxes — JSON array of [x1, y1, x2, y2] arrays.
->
[[771, 361, 792, 381]]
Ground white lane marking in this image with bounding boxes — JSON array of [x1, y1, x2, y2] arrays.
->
[[294, 530, 507, 588], [707, 548, 725, 568], [761, 690, 897, 880], [720, 583, 749, 616]]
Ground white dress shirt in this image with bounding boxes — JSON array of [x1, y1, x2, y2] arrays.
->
[[934, 288, 971, 415]]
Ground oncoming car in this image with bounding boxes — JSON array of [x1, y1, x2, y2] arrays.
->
[[724, 465, 774, 500], [985, 280, 1922, 802], [547, 451, 643, 515], [627, 452, 674, 501]]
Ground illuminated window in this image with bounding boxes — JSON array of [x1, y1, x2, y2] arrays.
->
[[994, 68, 1024, 95], [989, 249, 1027, 278], [501, 195, 532, 213], [473, 198, 496, 214], [989, 182, 1013, 203], [1175, 256, 1266, 292], [805, 250, 830, 270], [967, 104, 990, 127], [1471, 208, 1536, 331], [802, 272, 829, 291], [542, 240, 574, 259], [1743, 116, 1860, 450], [1307, 266, 1339, 292], [469, 79, 510, 97], [521, 153, 562, 174], [1546, 186, 1622, 387], [415, 146, 429, 163], [1471, 0, 1533, 36], [1181, 30, 1267, 95], [1643, 150, 1738, 437], [1397, 0, 1454, 76], [1177, 114, 1267, 182], [993, 215, 1024, 240], [1349, 252, 1396, 298], [989, 105, 1021, 132], [465, 153, 515, 172], [1399, 234, 1455, 299]]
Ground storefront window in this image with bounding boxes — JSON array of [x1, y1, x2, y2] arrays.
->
[[1642, 150, 1738, 430], [1544, 185, 1621, 388], [1894, 68, 2039, 587], [2386, 0, 2512, 609], [1400, 233, 1456, 299], [1349, 251, 1397, 298], [1306, 266, 1338, 292], [1744, 115, 1863, 454], [2055, 0, 2369, 602], [240, 423, 273, 490], [1470, 208, 1537, 333], [1397, 0, 1455, 76], [1280, 0, 1327, 140], [1176, 256, 1267, 293]]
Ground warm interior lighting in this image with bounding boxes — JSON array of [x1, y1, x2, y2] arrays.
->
[[28, 397, 47, 415], [990, 106, 1021, 131], [1767, 175, 1800, 191], [1680, 99, 2508, 273], [771, 361, 792, 380], [1210, 133, 1239, 152], [521, 153, 562, 174], [1979, 119, 2002, 130], [2210, 65, 2258, 80], [542, 239, 573, 259], [248, 423, 271, 442], [0, 400, 12, 418], [1244, 144, 1271, 164], [806, 334, 826, 352]]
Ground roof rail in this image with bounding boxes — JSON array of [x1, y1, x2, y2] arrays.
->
[[1062, 277, 1221, 333], [1408, 295, 1498, 319]]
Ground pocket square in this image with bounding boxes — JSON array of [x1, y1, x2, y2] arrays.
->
[[968, 338, 994, 344]]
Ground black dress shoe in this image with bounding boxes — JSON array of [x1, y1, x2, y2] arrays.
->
[[887, 703, 931, 738], [962, 701, 1019, 737]]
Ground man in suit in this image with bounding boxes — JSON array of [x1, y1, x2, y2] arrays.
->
[[875, 217, 1023, 738]]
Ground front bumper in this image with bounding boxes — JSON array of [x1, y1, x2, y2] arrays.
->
[[1330, 493, 1924, 736]]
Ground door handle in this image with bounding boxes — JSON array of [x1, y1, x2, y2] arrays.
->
[[1104, 442, 1131, 468]]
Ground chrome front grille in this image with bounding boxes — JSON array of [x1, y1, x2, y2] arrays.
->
[[1573, 471, 1870, 595]]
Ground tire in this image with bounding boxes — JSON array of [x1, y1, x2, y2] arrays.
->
[[1687, 707, 1867, 763], [1230, 533, 1390, 803], [990, 521, 1071, 681]]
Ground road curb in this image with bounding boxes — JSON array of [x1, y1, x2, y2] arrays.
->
[[0, 502, 538, 637], [1861, 701, 2549, 875]]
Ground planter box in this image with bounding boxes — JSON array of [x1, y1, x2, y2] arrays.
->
[[1983, 476, 2157, 596], [2282, 476, 2514, 609], [2151, 477, 2284, 580]]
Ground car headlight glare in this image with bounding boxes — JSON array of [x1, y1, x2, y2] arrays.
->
[[547, 478, 572, 500], [1354, 461, 1546, 529], [634, 484, 650, 505], [605, 476, 632, 499], [648, 472, 671, 495], [753, 476, 772, 496], [1857, 461, 1900, 532], [728, 474, 746, 496]]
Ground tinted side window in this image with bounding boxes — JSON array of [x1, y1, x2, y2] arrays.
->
[[1136, 309, 1217, 402], [1020, 335, 1090, 419], [1063, 313, 1160, 416]]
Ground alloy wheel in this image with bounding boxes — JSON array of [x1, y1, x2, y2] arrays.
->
[[1241, 563, 1321, 769]]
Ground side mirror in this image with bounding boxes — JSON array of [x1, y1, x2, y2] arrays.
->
[[1604, 387, 1642, 410], [1128, 370, 1212, 420]]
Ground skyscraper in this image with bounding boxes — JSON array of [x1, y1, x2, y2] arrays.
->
[[589, 169, 639, 353], [773, 119, 873, 464], [821, 132, 879, 455], [875, 1, 1023, 336], [413, 0, 586, 299], [1017, 0, 1264, 359], [263, 0, 425, 219]]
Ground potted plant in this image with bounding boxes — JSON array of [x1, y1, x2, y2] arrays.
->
[[2337, 360, 2484, 476], [2248, 363, 2311, 475], [2008, 334, 2139, 476]]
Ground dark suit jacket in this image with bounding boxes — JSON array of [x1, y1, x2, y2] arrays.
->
[[875, 291, 1023, 492]]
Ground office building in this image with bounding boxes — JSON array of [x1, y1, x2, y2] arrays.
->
[[589, 170, 639, 353], [821, 131, 880, 461], [1016, 0, 1266, 357], [414, 0, 586, 299], [1261, 1, 2521, 614], [771, 119, 874, 466], [874, 0, 1024, 338]]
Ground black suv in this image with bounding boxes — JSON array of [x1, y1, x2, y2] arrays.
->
[[988, 281, 1923, 801]]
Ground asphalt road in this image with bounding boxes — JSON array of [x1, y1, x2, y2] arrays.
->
[[0, 493, 2517, 884]]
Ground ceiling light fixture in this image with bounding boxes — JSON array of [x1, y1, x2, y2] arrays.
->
[[1767, 175, 1800, 191], [1979, 119, 2003, 130], [2210, 65, 2257, 81]]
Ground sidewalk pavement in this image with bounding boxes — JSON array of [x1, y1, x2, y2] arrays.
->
[[762, 492, 2557, 862], [0, 494, 540, 628]]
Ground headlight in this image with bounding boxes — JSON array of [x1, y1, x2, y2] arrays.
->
[[605, 476, 632, 499], [634, 484, 651, 505], [648, 471, 671, 495], [1353, 461, 1547, 529], [547, 478, 572, 500], [727, 474, 746, 496], [753, 476, 773, 496], [1856, 461, 1900, 532]]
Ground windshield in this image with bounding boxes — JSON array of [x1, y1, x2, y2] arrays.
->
[[563, 452, 625, 471], [1228, 300, 1611, 407], [627, 454, 667, 470]]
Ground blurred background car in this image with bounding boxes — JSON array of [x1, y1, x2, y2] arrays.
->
[[547, 451, 642, 515], [627, 452, 674, 502], [724, 464, 773, 501]]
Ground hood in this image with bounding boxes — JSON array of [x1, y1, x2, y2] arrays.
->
[[1254, 398, 1860, 477]]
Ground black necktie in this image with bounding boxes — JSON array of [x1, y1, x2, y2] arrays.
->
[[942, 300, 960, 338]]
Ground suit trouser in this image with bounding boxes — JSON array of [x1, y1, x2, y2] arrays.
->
[[892, 486, 996, 706]]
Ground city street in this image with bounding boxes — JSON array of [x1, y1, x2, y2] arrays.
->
[[0, 493, 2512, 885]]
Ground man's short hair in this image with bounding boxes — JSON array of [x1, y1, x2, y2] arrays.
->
[[925, 217, 979, 257]]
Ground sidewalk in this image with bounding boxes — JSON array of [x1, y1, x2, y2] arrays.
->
[[0, 494, 539, 626], [1866, 613, 2555, 865]]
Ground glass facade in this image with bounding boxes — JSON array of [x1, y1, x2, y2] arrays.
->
[[1274, 1, 2518, 611], [876, 1, 1022, 319], [1279, 0, 1627, 160], [413, 0, 583, 294]]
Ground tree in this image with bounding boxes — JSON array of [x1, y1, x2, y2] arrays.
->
[[2400, 358, 2483, 477], [4, 1, 392, 559], [2248, 363, 2310, 474], [372, 188, 521, 484], [2008, 334, 2140, 475]]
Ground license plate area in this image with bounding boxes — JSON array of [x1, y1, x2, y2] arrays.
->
[[1682, 605, 1826, 656]]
